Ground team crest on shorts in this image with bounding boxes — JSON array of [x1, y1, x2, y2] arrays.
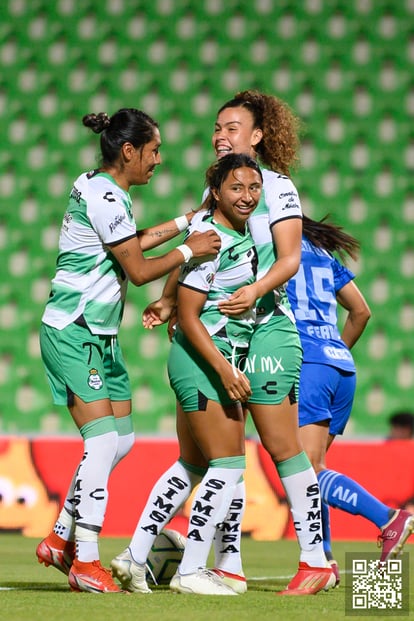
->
[[88, 368, 103, 390]]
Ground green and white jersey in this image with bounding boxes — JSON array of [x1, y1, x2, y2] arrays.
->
[[178, 212, 258, 348], [248, 168, 302, 325], [202, 168, 302, 326], [42, 170, 137, 335]]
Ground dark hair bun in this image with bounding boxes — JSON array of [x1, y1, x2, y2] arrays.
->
[[82, 112, 111, 134]]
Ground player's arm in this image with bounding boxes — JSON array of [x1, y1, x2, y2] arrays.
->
[[142, 267, 180, 329], [137, 212, 195, 251], [142, 210, 210, 326], [109, 231, 220, 287], [336, 281, 371, 349], [178, 285, 251, 402], [137, 196, 209, 251], [254, 216, 302, 297], [219, 217, 302, 314]]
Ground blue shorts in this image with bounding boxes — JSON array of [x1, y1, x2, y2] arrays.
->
[[298, 362, 356, 435]]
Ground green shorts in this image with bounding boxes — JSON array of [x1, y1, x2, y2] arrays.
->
[[243, 314, 303, 405], [168, 329, 248, 412], [40, 322, 131, 406]]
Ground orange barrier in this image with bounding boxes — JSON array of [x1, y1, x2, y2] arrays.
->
[[1, 436, 413, 541]]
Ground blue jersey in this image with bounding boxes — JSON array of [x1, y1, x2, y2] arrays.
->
[[286, 235, 356, 372]]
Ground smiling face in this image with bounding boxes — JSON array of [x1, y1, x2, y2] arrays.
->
[[130, 126, 162, 185], [212, 166, 262, 232], [212, 106, 263, 160]]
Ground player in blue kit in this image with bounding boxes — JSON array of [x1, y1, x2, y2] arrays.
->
[[288, 214, 414, 584]]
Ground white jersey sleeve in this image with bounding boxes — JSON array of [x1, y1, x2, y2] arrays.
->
[[261, 169, 302, 227], [179, 217, 218, 293], [86, 174, 137, 244]]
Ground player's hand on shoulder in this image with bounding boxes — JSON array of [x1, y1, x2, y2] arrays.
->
[[185, 229, 221, 258]]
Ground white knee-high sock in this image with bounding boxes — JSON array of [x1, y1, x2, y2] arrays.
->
[[112, 414, 135, 467], [276, 451, 326, 567], [53, 493, 76, 542], [129, 458, 206, 565], [52, 415, 134, 544], [213, 477, 245, 574], [74, 417, 118, 562], [179, 456, 245, 576]]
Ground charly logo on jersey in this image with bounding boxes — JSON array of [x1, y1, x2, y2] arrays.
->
[[227, 246, 240, 262], [103, 191, 116, 203], [88, 368, 103, 390]]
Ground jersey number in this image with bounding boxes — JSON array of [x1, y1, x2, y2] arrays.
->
[[292, 264, 337, 323]]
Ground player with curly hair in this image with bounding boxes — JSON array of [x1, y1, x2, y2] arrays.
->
[[126, 91, 336, 595]]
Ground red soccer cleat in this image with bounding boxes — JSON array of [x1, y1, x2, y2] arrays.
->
[[69, 559, 124, 593], [378, 509, 414, 562], [278, 562, 336, 595], [327, 560, 340, 588], [36, 532, 76, 576]]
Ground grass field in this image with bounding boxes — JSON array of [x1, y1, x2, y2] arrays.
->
[[0, 535, 412, 621]]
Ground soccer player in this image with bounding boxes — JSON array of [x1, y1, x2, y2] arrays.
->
[[35, 108, 220, 593], [288, 215, 414, 583], [131, 90, 336, 595], [112, 154, 262, 596], [213, 91, 336, 595]]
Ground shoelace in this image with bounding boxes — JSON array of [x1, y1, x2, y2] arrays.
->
[[89, 561, 113, 578], [198, 568, 225, 584]]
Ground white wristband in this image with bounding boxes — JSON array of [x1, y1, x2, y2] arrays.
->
[[174, 215, 189, 233], [176, 244, 193, 263]]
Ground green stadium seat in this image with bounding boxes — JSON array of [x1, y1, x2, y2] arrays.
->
[[0, 0, 412, 437]]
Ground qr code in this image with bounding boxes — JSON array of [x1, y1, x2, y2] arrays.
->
[[345, 553, 409, 616]]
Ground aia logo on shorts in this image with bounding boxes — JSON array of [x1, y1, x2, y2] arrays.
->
[[88, 368, 103, 390]]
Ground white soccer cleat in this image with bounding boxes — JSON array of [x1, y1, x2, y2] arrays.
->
[[169, 568, 238, 595], [212, 568, 247, 594], [110, 548, 152, 593]]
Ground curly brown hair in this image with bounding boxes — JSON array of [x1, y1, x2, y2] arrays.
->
[[218, 89, 303, 176]]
